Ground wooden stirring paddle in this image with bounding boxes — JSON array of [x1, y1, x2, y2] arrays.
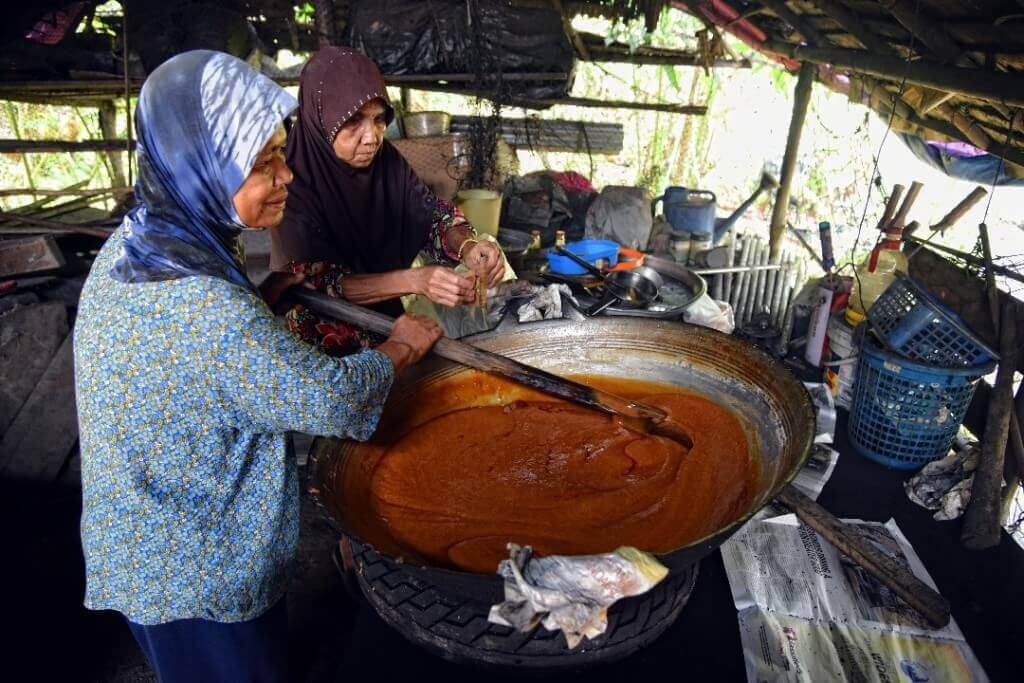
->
[[288, 288, 694, 450]]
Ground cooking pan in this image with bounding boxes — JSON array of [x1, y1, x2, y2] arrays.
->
[[310, 317, 815, 602], [587, 266, 664, 316]]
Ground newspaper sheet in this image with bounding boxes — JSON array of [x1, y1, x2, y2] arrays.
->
[[739, 610, 986, 683], [722, 515, 987, 682]]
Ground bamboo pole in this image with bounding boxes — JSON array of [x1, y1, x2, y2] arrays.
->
[[98, 101, 127, 188], [769, 63, 815, 261], [765, 41, 1024, 109]]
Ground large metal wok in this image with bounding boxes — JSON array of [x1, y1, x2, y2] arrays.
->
[[310, 317, 815, 600]]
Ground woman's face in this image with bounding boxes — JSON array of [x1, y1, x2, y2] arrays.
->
[[332, 99, 387, 168], [233, 125, 292, 229]]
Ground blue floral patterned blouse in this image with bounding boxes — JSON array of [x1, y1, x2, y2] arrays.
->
[[75, 230, 394, 625]]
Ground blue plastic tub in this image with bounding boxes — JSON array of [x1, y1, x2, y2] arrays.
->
[[848, 334, 994, 470], [868, 273, 997, 368], [546, 240, 620, 275]]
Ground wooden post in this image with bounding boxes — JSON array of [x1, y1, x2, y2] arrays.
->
[[962, 300, 1017, 549], [97, 101, 127, 188], [769, 62, 815, 262]]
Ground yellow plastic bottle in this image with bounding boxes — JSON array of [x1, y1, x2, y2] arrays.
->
[[846, 227, 908, 325]]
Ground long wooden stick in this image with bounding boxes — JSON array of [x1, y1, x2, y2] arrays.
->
[[288, 288, 695, 448], [777, 485, 951, 628], [962, 299, 1017, 550]]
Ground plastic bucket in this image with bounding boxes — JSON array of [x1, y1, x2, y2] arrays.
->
[[455, 189, 502, 238], [847, 334, 993, 470]]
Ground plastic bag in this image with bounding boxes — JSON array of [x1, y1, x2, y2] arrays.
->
[[682, 293, 735, 334], [346, 0, 574, 100], [488, 543, 668, 648], [585, 186, 653, 250], [501, 172, 577, 246]]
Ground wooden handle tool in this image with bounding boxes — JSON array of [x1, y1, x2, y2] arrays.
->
[[932, 187, 987, 234], [877, 184, 905, 231], [777, 485, 951, 628], [289, 288, 694, 449], [891, 181, 924, 229]]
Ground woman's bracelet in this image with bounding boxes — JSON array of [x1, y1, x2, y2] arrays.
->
[[457, 237, 479, 262]]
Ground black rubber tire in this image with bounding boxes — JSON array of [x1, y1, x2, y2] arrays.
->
[[344, 538, 699, 670]]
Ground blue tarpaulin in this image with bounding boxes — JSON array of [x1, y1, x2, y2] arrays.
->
[[899, 134, 1024, 187]]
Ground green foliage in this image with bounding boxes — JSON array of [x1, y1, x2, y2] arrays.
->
[[294, 3, 315, 25], [0, 101, 128, 211]]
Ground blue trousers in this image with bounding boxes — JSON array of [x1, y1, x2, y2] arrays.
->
[[126, 598, 288, 683]]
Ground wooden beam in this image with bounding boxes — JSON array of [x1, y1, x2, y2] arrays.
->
[[770, 62, 815, 262], [811, 0, 892, 54], [0, 139, 137, 154], [812, 0, 953, 113], [765, 41, 1024, 109], [0, 187, 132, 198], [578, 38, 750, 67], [512, 96, 706, 115], [0, 211, 113, 239], [759, 0, 827, 44], [878, 0, 966, 64], [552, 0, 591, 60]]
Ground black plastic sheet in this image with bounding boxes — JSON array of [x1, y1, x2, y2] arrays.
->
[[346, 0, 574, 101]]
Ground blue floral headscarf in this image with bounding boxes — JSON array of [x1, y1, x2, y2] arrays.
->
[[111, 50, 297, 290]]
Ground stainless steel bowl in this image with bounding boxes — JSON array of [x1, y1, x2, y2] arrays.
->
[[403, 111, 452, 138]]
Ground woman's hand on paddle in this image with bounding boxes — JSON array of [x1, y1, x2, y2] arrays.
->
[[378, 313, 443, 374], [259, 271, 310, 315], [462, 240, 505, 288], [412, 266, 476, 307]]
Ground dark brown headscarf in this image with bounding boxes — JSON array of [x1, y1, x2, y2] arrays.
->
[[270, 48, 436, 311]]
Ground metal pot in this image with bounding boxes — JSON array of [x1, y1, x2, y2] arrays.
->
[[310, 317, 815, 601], [403, 111, 452, 137]]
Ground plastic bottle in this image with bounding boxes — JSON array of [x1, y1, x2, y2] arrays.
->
[[846, 226, 908, 325], [529, 230, 542, 250]]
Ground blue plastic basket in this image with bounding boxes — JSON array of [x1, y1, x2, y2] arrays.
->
[[868, 273, 997, 368], [848, 334, 993, 470]]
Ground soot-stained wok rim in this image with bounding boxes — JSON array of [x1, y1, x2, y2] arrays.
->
[[308, 317, 816, 578]]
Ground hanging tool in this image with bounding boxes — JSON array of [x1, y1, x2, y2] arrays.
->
[[889, 180, 924, 231], [289, 288, 694, 449], [875, 183, 905, 232]]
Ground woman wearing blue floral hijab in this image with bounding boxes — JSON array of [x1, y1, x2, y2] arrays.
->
[[74, 50, 441, 682]]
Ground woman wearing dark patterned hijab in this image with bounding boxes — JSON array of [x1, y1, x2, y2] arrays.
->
[[270, 47, 505, 354]]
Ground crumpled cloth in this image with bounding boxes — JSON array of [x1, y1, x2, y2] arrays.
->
[[905, 447, 979, 520], [487, 543, 668, 648], [516, 283, 579, 322]]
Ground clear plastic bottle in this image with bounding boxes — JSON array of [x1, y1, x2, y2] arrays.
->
[[846, 227, 908, 325]]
